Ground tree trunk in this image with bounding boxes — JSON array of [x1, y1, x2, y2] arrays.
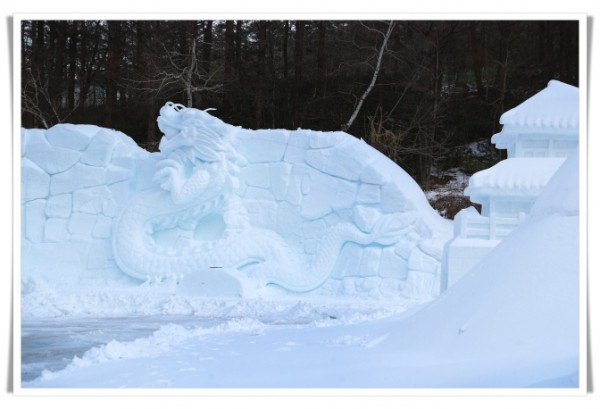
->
[[135, 21, 145, 66], [32, 21, 45, 72], [184, 21, 198, 107], [343, 21, 395, 132], [427, 26, 442, 186], [255, 21, 267, 128], [224, 20, 234, 81], [283, 21, 289, 79], [203, 20, 213, 75], [106, 20, 123, 128], [317, 21, 327, 99], [235, 21, 243, 76], [49, 21, 67, 115], [267, 22, 275, 79], [31, 21, 47, 127], [75, 23, 89, 116], [494, 38, 510, 134], [293, 20, 305, 127], [470, 22, 484, 98], [67, 22, 78, 111], [317, 21, 326, 79], [184, 40, 197, 108]]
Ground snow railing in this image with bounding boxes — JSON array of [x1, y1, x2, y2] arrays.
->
[[454, 207, 523, 241]]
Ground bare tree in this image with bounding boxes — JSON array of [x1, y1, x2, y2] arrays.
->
[[342, 21, 395, 131], [22, 67, 87, 128], [127, 25, 223, 108]]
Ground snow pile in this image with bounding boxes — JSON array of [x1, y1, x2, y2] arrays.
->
[[23, 150, 579, 388], [530, 150, 579, 217]]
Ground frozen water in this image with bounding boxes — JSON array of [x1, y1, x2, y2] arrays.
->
[[22, 315, 222, 382], [21, 297, 420, 385]]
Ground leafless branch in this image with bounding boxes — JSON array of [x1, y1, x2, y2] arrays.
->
[[342, 21, 396, 131], [123, 38, 223, 108], [22, 68, 87, 128]]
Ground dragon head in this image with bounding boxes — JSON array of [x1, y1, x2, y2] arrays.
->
[[153, 102, 245, 201], [156, 102, 231, 162]]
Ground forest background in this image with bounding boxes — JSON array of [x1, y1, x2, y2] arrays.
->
[[20, 19, 579, 216]]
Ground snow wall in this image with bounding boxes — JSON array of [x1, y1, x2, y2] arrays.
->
[[21, 102, 451, 300]]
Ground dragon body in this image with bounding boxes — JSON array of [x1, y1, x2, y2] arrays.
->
[[112, 102, 407, 293]]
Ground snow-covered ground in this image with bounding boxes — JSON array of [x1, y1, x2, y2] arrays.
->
[[424, 167, 469, 202], [19, 150, 581, 390], [424, 139, 498, 219]]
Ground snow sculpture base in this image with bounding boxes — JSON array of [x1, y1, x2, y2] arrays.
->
[[21, 102, 451, 299]]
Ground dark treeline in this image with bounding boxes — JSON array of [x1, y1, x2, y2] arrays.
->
[[21, 20, 578, 186]]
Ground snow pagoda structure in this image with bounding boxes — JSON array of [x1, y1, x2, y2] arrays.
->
[[441, 80, 579, 291]]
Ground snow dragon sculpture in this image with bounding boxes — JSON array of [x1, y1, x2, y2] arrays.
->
[[113, 102, 408, 292], [21, 102, 451, 298]]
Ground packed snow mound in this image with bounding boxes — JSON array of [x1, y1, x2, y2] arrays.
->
[[21, 102, 451, 303], [530, 149, 579, 218], [398, 151, 579, 386]]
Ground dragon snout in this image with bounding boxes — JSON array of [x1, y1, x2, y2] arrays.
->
[[161, 101, 186, 115], [157, 102, 188, 138]]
